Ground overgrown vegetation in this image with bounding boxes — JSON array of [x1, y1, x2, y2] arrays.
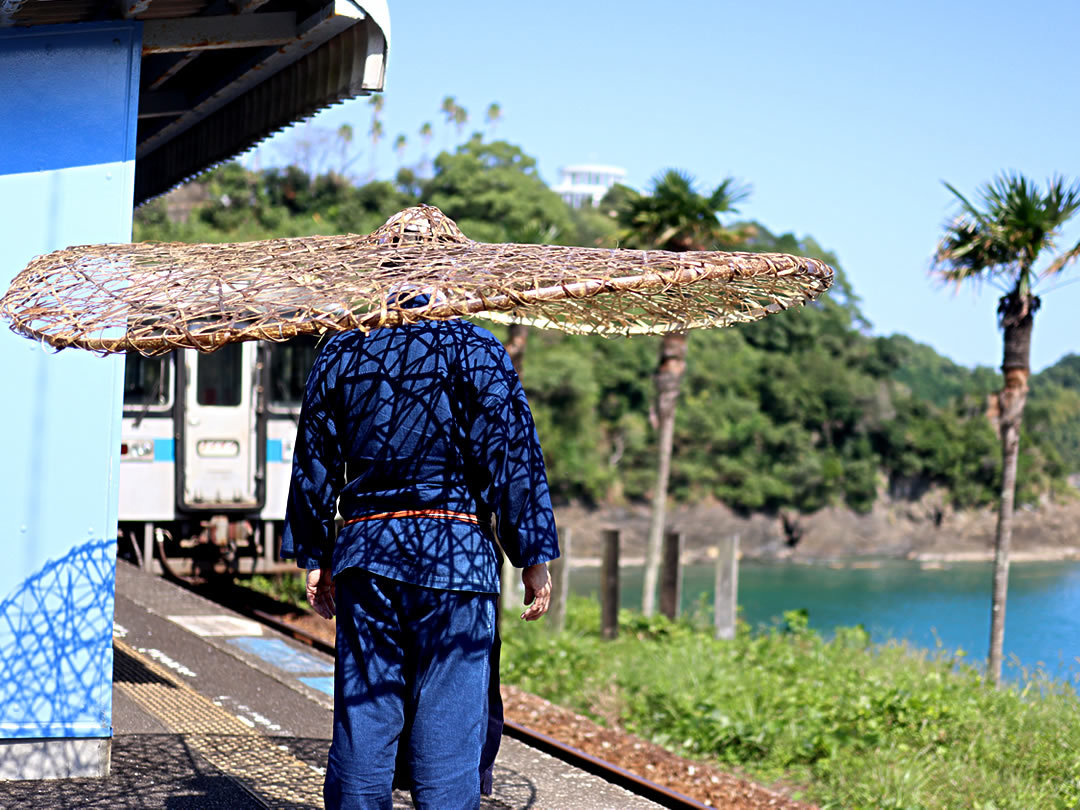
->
[[135, 138, 1080, 515], [501, 598, 1080, 809], [243, 573, 307, 609]]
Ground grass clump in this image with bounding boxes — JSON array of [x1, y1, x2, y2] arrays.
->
[[243, 572, 308, 610], [500, 597, 1080, 809]]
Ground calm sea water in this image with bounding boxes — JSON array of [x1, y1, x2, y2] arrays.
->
[[569, 560, 1080, 682]]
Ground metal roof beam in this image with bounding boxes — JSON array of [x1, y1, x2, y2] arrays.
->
[[136, 14, 386, 202], [144, 52, 200, 91], [140, 0, 266, 88], [121, 0, 153, 18], [231, 0, 271, 11], [142, 12, 296, 54], [138, 91, 189, 119], [137, 1, 367, 160]]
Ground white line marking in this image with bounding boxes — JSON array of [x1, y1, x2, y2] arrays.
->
[[137, 647, 198, 678], [215, 697, 285, 733], [167, 614, 265, 637]]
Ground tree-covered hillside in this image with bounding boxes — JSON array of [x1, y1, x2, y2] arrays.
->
[[135, 138, 1079, 514], [1024, 354, 1080, 478], [878, 336, 1080, 479]]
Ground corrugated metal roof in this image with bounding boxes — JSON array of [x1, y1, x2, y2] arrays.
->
[[2, 0, 389, 204]]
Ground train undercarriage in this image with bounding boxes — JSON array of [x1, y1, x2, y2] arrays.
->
[[118, 517, 290, 580]]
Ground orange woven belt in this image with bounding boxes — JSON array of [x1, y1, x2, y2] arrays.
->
[[343, 509, 481, 526]]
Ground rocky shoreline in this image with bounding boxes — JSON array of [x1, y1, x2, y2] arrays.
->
[[552, 490, 1080, 564]]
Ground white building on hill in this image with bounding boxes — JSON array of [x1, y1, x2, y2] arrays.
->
[[552, 164, 627, 208]]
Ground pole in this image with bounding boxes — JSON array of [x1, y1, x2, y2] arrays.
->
[[143, 522, 155, 573], [601, 528, 620, 640], [549, 528, 572, 632], [714, 534, 739, 641], [263, 520, 276, 571], [659, 530, 683, 620]]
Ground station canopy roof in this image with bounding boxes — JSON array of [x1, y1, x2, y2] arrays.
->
[[1, 1, 389, 204]]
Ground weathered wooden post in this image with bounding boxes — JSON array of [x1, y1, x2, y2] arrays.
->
[[548, 528, 572, 632], [714, 534, 739, 640], [659, 530, 683, 620], [601, 528, 620, 640]]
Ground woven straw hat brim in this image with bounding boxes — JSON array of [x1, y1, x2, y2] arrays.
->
[[0, 206, 834, 355]]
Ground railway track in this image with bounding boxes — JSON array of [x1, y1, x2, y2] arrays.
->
[[170, 571, 712, 810]]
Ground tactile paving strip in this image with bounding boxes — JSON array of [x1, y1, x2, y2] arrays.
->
[[113, 639, 325, 809]]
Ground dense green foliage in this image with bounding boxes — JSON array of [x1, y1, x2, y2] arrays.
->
[[501, 599, 1080, 809], [885, 334, 1001, 407], [135, 139, 1080, 514], [1028, 354, 1080, 479], [422, 135, 575, 243], [244, 573, 307, 608], [882, 335, 1079, 495]]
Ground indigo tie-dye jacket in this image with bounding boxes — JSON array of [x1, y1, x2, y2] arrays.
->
[[281, 318, 559, 593]]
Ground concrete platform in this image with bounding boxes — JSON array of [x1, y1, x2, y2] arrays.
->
[[0, 561, 661, 809]]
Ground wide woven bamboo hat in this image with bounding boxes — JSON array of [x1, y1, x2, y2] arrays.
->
[[0, 205, 834, 355]]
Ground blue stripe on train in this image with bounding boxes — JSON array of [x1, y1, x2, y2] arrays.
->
[[153, 439, 174, 462], [146, 439, 285, 462]]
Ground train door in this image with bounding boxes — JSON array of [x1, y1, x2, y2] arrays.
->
[[263, 336, 322, 522], [178, 343, 264, 511], [119, 351, 177, 522]]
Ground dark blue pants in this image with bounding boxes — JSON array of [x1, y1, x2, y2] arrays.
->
[[324, 570, 496, 810]]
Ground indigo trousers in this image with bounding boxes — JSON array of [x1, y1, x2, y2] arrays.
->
[[324, 570, 496, 810]]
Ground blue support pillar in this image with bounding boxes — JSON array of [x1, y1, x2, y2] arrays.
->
[[0, 21, 141, 779]]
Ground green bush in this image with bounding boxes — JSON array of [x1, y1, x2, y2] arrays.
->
[[243, 573, 307, 610], [502, 598, 1080, 809]]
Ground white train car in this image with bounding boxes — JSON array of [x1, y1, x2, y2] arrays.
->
[[118, 337, 320, 573]]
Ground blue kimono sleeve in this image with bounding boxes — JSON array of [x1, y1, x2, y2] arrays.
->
[[469, 349, 560, 569], [281, 346, 345, 570]]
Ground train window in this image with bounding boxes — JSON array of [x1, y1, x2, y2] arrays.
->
[[197, 344, 242, 406], [269, 335, 321, 409], [123, 352, 172, 408]]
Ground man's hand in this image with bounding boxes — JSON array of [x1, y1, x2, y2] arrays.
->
[[306, 567, 336, 620], [520, 562, 551, 621]]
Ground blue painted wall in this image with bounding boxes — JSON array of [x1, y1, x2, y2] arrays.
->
[[0, 22, 140, 740]]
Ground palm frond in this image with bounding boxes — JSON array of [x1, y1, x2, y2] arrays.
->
[[615, 169, 753, 253], [943, 181, 995, 230], [708, 178, 752, 214], [935, 172, 1080, 293], [1043, 238, 1080, 277]]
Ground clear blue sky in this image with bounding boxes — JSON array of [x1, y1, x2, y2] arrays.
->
[[256, 0, 1080, 372]]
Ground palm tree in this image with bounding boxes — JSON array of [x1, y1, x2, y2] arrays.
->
[[393, 134, 407, 169], [933, 172, 1080, 685], [617, 170, 751, 616], [440, 96, 457, 148], [335, 123, 354, 178], [452, 105, 469, 138], [368, 95, 385, 180], [486, 102, 502, 138], [418, 122, 434, 177], [368, 118, 384, 181]]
